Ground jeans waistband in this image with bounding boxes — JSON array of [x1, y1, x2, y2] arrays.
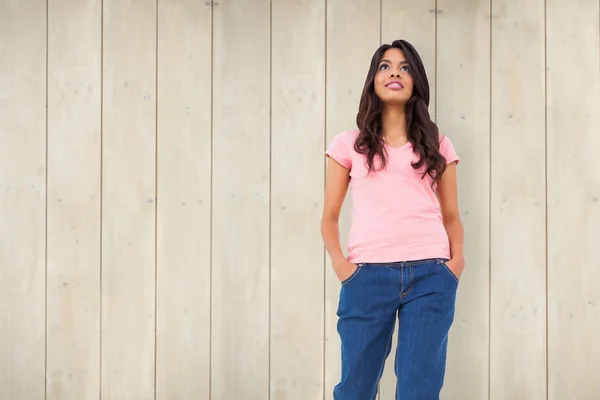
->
[[357, 258, 449, 268]]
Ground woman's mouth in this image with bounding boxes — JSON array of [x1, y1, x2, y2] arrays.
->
[[385, 80, 403, 89]]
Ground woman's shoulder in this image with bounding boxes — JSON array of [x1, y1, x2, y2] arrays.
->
[[331, 129, 360, 143], [326, 129, 361, 169], [436, 131, 460, 164]]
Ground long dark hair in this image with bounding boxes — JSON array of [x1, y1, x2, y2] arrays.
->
[[354, 39, 446, 184]]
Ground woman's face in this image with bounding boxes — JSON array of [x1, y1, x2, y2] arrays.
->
[[373, 48, 414, 106]]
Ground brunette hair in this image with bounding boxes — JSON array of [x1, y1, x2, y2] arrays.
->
[[354, 39, 446, 184]]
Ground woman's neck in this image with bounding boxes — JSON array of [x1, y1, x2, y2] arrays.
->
[[381, 105, 408, 146]]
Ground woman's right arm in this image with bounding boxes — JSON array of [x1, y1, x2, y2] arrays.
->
[[321, 157, 357, 282]]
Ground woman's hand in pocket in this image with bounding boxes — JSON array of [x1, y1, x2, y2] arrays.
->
[[333, 258, 358, 283], [445, 256, 465, 280]]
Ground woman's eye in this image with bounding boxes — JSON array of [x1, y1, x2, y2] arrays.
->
[[379, 64, 389, 70]]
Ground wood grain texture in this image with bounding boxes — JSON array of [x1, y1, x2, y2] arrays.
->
[[546, 1, 600, 398], [46, 1, 101, 398], [270, 0, 326, 399], [490, 0, 547, 398], [379, 2, 437, 398], [101, 0, 157, 397], [436, 1, 490, 399], [0, 0, 47, 398], [155, 1, 211, 399], [324, 0, 381, 397], [211, 1, 271, 398]]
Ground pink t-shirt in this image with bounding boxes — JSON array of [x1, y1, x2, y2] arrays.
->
[[325, 129, 459, 263]]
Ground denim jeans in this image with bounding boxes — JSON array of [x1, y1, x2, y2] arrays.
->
[[333, 258, 458, 400]]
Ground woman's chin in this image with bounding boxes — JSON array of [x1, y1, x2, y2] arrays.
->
[[380, 95, 409, 107]]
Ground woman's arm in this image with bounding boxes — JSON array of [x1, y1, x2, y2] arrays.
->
[[321, 158, 356, 282], [437, 161, 465, 276]]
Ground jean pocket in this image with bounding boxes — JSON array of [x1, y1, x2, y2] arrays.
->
[[341, 264, 363, 285], [441, 261, 459, 284]]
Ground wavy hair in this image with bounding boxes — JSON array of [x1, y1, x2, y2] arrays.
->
[[354, 39, 446, 184]]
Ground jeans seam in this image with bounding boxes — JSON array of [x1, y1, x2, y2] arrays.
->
[[376, 322, 395, 385], [400, 267, 414, 299], [340, 265, 362, 285], [441, 262, 459, 284]]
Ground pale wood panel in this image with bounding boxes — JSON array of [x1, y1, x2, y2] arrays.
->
[[381, 0, 436, 120], [0, 1, 47, 398], [155, 1, 211, 399], [46, 1, 101, 399], [490, 1, 546, 398], [211, 1, 271, 398], [270, 0, 325, 399], [325, 1, 381, 397], [546, 1, 600, 398], [379, 2, 436, 397], [436, 1, 490, 399], [101, 0, 156, 398]]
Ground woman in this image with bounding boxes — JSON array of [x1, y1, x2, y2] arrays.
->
[[321, 39, 464, 399]]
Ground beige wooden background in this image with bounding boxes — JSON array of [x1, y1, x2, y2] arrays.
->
[[1, 0, 599, 399]]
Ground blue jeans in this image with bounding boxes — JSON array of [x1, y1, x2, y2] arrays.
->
[[334, 258, 458, 400]]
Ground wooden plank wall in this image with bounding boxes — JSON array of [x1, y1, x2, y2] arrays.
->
[[546, 0, 600, 398], [46, 1, 101, 399], [0, 1, 599, 399]]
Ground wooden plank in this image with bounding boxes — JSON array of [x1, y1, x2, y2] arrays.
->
[[155, 1, 211, 398], [0, 1, 47, 398], [45, 1, 101, 399], [211, 1, 270, 398], [378, 2, 436, 398], [435, 1, 490, 399], [101, 0, 156, 398], [546, 1, 600, 398], [270, 0, 325, 399], [490, 1, 546, 398], [324, 1, 381, 397]]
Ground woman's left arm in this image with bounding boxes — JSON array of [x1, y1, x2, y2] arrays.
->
[[437, 161, 465, 276]]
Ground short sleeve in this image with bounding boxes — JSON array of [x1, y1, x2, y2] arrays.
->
[[439, 134, 459, 165], [325, 131, 352, 169]]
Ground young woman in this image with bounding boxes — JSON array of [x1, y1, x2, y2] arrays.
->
[[321, 39, 464, 399]]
